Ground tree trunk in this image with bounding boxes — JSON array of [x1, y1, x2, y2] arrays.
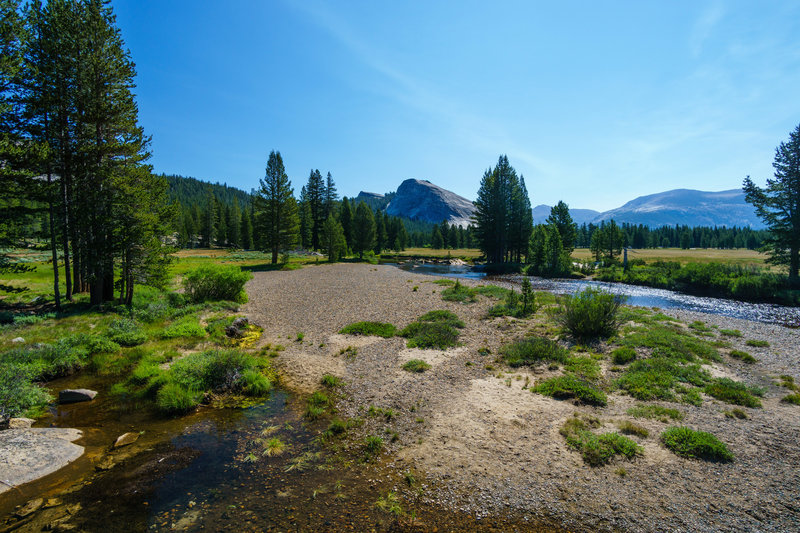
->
[[47, 173, 61, 312]]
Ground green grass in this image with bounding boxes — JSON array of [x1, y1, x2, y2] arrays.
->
[[560, 416, 643, 466], [339, 321, 397, 338], [106, 318, 148, 347], [626, 404, 684, 422], [306, 390, 332, 420], [363, 434, 384, 461], [660, 426, 734, 462], [402, 359, 432, 373], [781, 393, 800, 405], [620, 322, 721, 363], [729, 349, 757, 364], [745, 339, 769, 348], [616, 420, 650, 438], [615, 358, 708, 401], [719, 328, 743, 337], [440, 280, 477, 303], [500, 336, 568, 367], [532, 375, 607, 406], [704, 378, 763, 408], [400, 310, 464, 349], [321, 374, 343, 388], [564, 355, 602, 380], [724, 408, 748, 419], [611, 346, 637, 365], [160, 315, 206, 339]]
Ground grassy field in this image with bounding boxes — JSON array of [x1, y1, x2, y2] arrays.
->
[[383, 247, 484, 260], [571, 247, 769, 266]]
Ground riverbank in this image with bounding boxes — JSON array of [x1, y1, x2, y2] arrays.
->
[[245, 263, 800, 532]]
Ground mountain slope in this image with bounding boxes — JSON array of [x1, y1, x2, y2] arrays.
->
[[384, 179, 476, 227], [532, 204, 600, 225], [592, 189, 764, 228]]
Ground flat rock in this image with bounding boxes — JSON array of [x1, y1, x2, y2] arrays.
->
[[58, 388, 97, 404], [113, 432, 139, 448], [8, 417, 35, 429], [0, 428, 83, 494], [15, 497, 43, 518], [11, 337, 25, 343]]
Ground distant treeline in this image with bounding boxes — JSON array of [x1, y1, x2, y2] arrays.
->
[[575, 222, 767, 250]]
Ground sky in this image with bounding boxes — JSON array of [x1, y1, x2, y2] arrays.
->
[[113, 0, 800, 211]]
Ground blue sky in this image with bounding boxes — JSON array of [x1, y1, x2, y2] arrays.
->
[[114, 1, 800, 211]]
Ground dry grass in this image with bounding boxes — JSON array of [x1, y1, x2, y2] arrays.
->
[[389, 247, 484, 259], [571, 247, 768, 266]]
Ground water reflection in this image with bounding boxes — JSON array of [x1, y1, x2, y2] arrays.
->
[[393, 262, 800, 326]]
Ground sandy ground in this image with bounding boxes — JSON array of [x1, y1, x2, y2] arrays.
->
[[244, 263, 800, 533]]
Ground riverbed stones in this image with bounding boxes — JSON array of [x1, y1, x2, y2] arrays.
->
[[113, 432, 139, 448], [15, 498, 43, 518], [0, 428, 84, 494], [8, 417, 35, 429], [58, 388, 97, 404]]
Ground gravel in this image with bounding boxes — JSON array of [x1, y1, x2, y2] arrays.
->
[[244, 263, 800, 533]]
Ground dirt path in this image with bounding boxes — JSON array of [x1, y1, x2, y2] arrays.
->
[[244, 263, 800, 533]]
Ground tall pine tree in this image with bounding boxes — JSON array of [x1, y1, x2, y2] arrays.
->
[[254, 151, 299, 264]]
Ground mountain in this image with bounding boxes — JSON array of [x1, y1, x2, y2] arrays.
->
[[532, 204, 600, 225], [592, 189, 765, 228], [354, 191, 394, 212], [383, 179, 476, 227]]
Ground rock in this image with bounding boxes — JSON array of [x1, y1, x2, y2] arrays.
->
[[95, 456, 115, 471], [232, 316, 248, 329], [11, 337, 25, 343], [225, 325, 241, 338], [0, 428, 83, 494], [113, 432, 139, 448], [15, 497, 43, 518], [58, 389, 97, 404], [385, 179, 476, 227], [8, 417, 35, 429], [44, 498, 63, 508]]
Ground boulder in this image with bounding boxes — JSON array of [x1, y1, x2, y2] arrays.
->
[[0, 428, 83, 494], [11, 337, 25, 343], [58, 389, 97, 404], [8, 417, 35, 429], [232, 316, 248, 329], [113, 432, 139, 448]]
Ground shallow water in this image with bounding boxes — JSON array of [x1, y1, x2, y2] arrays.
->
[[393, 262, 800, 326]]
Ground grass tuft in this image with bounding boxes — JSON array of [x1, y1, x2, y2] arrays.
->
[[339, 321, 397, 338], [626, 404, 684, 422], [533, 375, 607, 406], [560, 415, 642, 466], [660, 426, 733, 462], [500, 337, 568, 367], [402, 359, 432, 373]]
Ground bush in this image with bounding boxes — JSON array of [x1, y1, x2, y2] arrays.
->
[[107, 318, 148, 347], [781, 393, 800, 405], [500, 337, 568, 367], [615, 358, 708, 401], [0, 362, 52, 419], [400, 310, 464, 349], [560, 416, 642, 466], [156, 382, 201, 414], [339, 321, 396, 337], [160, 315, 206, 339], [169, 349, 260, 393], [182, 264, 253, 303], [241, 369, 272, 396], [611, 346, 637, 365], [558, 288, 625, 340], [532, 375, 607, 406], [704, 378, 763, 408], [660, 426, 733, 462], [441, 280, 476, 303], [402, 359, 431, 373]]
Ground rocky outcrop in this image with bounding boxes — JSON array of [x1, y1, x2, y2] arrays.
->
[[386, 179, 475, 227], [58, 389, 97, 404], [0, 428, 84, 493]]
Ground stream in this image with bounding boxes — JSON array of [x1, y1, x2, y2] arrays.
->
[[392, 262, 800, 326]]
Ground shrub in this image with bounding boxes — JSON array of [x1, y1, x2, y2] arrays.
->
[[0, 362, 52, 419], [745, 339, 769, 348], [560, 416, 642, 466], [660, 426, 733, 462], [400, 311, 464, 349], [558, 288, 625, 340], [729, 349, 757, 364], [182, 264, 252, 303], [107, 318, 148, 347], [169, 349, 259, 393], [241, 369, 272, 396], [402, 359, 431, 373], [626, 404, 684, 421], [364, 434, 384, 460], [339, 321, 397, 337], [156, 382, 201, 414], [160, 315, 206, 339], [704, 378, 762, 408], [321, 374, 342, 388], [441, 280, 476, 303], [611, 346, 637, 365], [781, 393, 800, 405], [616, 420, 649, 438], [719, 329, 742, 338], [532, 375, 607, 406], [500, 337, 568, 367]]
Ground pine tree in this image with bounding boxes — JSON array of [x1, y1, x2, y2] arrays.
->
[[324, 171, 338, 216], [351, 201, 376, 259], [431, 226, 444, 249], [547, 200, 577, 253], [374, 211, 387, 253], [339, 197, 353, 250], [228, 198, 241, 247], [254, 150, 299, 264], [216, 201, 228, 246], [322, 214, 346, 262], [743, 122, 800, 284], [298, 185, 312, 249], [240, 209, 253, 250], [305, 169, 325, 250]]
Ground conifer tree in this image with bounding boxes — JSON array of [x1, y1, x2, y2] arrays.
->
[[325, 171, 338, 216], [254, 150, 299, 264], [228, 198, 241, 247], [240, 209, 253, 250], [298, 185, 312, 249], [322, 214, 346, 262], [351, 201, 376, 259], [431, 226, 444, 249], [547, 200, 577, 253], [305, 169, 325, 250], [339, 197, 353, 249]]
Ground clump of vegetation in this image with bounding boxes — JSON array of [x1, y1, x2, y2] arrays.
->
[[263, 437, 286, 456], [375, 491, 402, 516], [402, 359, 432, 373], [441, 280, 477, 303], [615, 358, 708, 401], [620, 322, 721, 363], [719, 329, 743, 337], [296, 332, 304, 342], [156, 382, 202, 414], [616, 420, 649, 438], [363, 434, 384, 461], [182, 264, 252, 303], [781, 393, 800, 405], [500, 336, 568, 367], [558, 288, 625, 340], [626, 404, 684, 422], [533, 375, 607, 406], [107, 318, 148, 347], [611, 346, 637, 365], [724, 408, 748, 419], [560, 415, 642, 466], [660, 426, 734, 462], [306, 390, 332, 420], [745, 339, 769, 348], [160, 315, 206, 339], [564, 355, 602, 381], [400, 310, 464, 349], [777, 375, 798, 390], [704, 378, 763, 408], [729, 349, 757, 364], [488, 279, 538, 318], [339, 321, 397, 338], [321, 374, 342, 388]]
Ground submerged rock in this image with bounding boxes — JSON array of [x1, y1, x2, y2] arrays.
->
[[113, 432, 139, 448], [58, 389, 97, 404]]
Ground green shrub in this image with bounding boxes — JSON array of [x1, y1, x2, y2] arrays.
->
[[781, 393, 800, 405], [745, 339, 769, 348], [182, 264, 253, 303], [660, 426, 733, 462], [160, 315, 206, 339], [626, 404, 684, 421], [364, 434, 384, 460], [729, 349, 757, 364], [704, 378, 763, 408], [560, 416, 642, 466], [321, 374, 342, 388], [241, 369, 272, 396], [169, 349, 259, 393], [0, 362, 52, 419], [611, 346, 637, 365], [156, 382, 201, 414], [500, 337, 568, 367], [400, 311, 464, 349], [402, 359, 431, 373], [616, 420, 649, 438], [719, 329, 742, 337], [615, 358, 708, 401], [417, 310, 465, 328], [107, 318, 148, 347], [339, 321, 397, 337], [441, 280, 476, 303], [558, 288, 625, 340], [131, 361, 161, 385], [533, 375, 607, 406]]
